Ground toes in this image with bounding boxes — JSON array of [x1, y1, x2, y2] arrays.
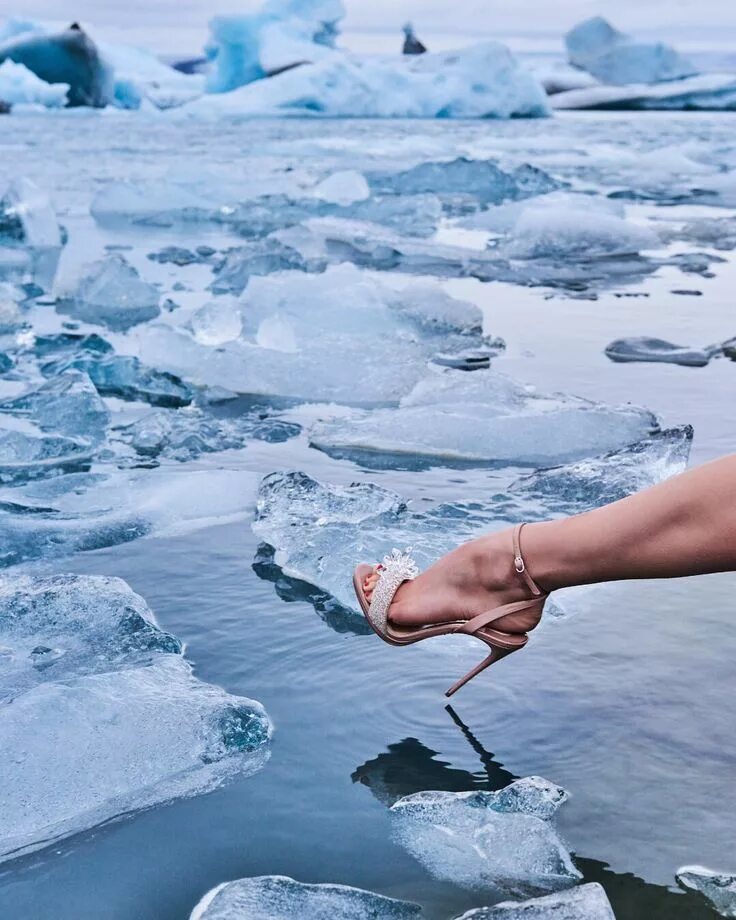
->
[[362, 568, 380, 599]]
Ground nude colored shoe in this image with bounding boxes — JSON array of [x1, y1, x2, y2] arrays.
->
[[353, 523, 547, 697]]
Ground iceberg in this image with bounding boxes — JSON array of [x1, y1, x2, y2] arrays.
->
[[0, 21, 113, 107], [205, 0, 345, 93], [252, 428, 691, 620], [309, 366, 660, 467], [189, 875, 420, 920], [184, 42, 549, 119], [0, 58, 68, 107], [390, 778, 581, 896], [453, 883, 616, 919], [0, 573, 271, 864], [677, 866, 736, 918], [605, 336, 725, 367], [565, 17, 697, 86], [58, 255, 161, 331], [0, 467, 261, 568], [136, 265, 489, 404]]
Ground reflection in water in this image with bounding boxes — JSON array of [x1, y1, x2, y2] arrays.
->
[[353, 707, 715, 920]]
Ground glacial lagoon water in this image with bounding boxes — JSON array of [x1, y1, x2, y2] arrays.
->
[[0, 110, 735, 919]]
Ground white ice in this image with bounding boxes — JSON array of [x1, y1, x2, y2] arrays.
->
[[453, 883, 616, 919], [0, 58, 68, 107], [677, 866, 736, 918]]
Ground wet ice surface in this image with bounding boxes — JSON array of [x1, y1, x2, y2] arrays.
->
[[676, 866, 736, 917], [190, 875, 421, 920], [454, 883, 615, 919], [0, 573, 271, 864], [390, 778, 580, 896], [0, 112, 735, 920]]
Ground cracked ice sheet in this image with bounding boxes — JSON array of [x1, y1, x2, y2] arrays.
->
[[190, 875, 421, 920], [390, 779, 580, 897], [0, 466, 261, 568], [0, 573, 271, 864], [252, 428, 692, 622]]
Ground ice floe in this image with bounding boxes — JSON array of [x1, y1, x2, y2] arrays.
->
[[309, 366, 660, 466], [677, 866, 736, 918], [605, 336, 728, 368], [0, 572, 271, 864], [190, 875, 420, 920], [390, 778, 581, 895], [253, 427, 691, 618], [453, 883, 616, 919]]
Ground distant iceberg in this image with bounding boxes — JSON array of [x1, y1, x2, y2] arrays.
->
[[566, 16, 697, 85], [553, 72, 736, 111]]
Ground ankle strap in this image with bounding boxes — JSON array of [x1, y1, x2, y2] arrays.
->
[[513, 523, 543, 596]]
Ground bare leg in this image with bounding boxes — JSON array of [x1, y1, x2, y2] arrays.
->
[[363, 455, 736, 628]]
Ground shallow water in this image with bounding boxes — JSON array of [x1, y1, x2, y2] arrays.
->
[[1, 111, 735, 919]]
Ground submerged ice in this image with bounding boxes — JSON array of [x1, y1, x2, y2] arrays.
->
[[0, 573, 271, 864], [390, 777, 580, 896], [190, 875, 421, 920]]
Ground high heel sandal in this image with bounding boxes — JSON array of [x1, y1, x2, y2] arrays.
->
[[353, 523, 548, 697]]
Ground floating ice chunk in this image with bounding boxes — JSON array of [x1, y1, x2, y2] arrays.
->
[[185, 41, 549, 119], [116, 406, 299, 461], [0, 58, 68, 107], [0, 22, 113, 107], [605, 336, 720, 367], [312, 170, 370, 205], [0, 467, 261, 568], [460, 192, 623, 234], [565, 17, 696, 85], [138, 265, 487, 404], [190, 875, 420, 920], [210, 238, 316, 295], [372, 158, 563, 208], [0, 420, 94, 485], [253, 429, 691, 618], [0, 371, 109, 444], [0, 652, 270, 864], [0, 574, 180, 699], [501, 201, 657, 260], [0, 177, 61, 249], [454, 883, 616, 919], [59, 255, 161, 331], [552, 73, 736, 112], [390, 778, 580, 896], [677, 866, 736, 918], [191, 298, 243, 345], [42, 352, 194, 407], [99, 40, 204, 110], [309, 367, 659, 466]]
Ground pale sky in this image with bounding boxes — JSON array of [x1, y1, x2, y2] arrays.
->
[[3, 0, 735, 55]]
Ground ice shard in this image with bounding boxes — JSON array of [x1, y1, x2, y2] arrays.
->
[[677, 866, 736, 918], [190, 875, 421, 920], [390, 778, 580, 896]]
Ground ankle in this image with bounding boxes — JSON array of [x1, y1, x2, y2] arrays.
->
[[472, 530, 537, 601], [518, 520, 578, 593]]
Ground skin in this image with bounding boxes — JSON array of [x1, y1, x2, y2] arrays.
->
[[363, 454, 736, 632]]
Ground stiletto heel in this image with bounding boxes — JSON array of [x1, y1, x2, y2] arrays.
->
[[445, 639, 527, 697], [353, 523, 547, 696]]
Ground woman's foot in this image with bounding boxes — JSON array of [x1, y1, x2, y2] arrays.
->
[[362, 527, 547, 633]]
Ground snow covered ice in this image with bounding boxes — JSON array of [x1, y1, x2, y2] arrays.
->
[[253, 427, 691, 618], [0, 59, 68, 107], [58, 255, 161, 331], [565, 17, 697, 86], [677, 866, 736, 918], [390, 778, 581, 896], [309, 366, 661, 466], [0, 573, 271, 863], [190, 875, 421, 920], [453, 883, 616, 919]]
